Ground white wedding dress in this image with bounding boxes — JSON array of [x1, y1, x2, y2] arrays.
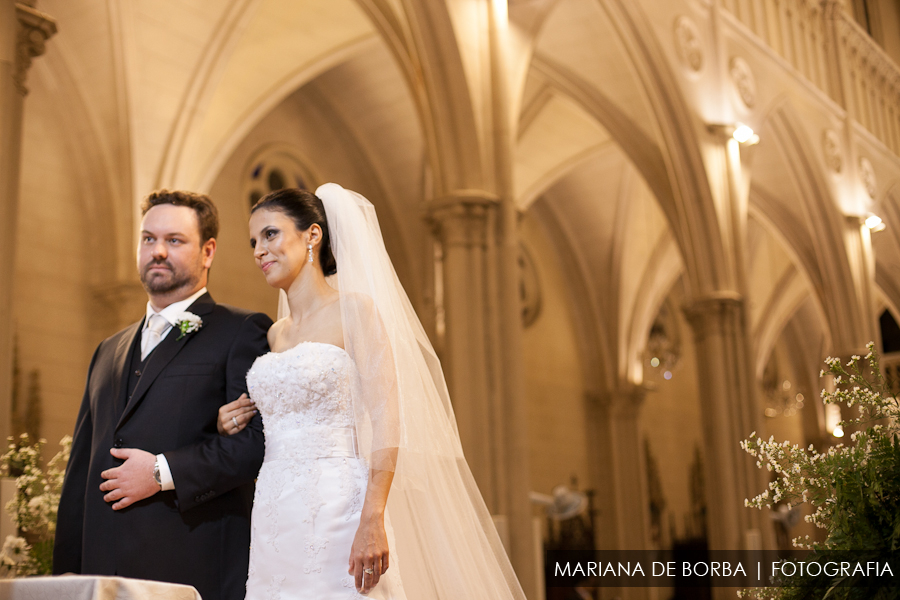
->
[[244, 341, 406, 600]]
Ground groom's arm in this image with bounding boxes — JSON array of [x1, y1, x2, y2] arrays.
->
[[53, 346, 100, 574], [164, 311, 271, 512]]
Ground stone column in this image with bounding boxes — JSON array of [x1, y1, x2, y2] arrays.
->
[[0, 0, 56, 442], [586, 387, 652, 600], [427, 191, 502, 511], [683, 295, 773, 553], [428, 189, 536, 596]]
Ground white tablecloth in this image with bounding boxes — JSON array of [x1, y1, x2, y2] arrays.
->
[[0, 575, 201, 600]]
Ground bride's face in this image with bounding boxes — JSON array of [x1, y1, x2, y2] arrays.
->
[[249, 208, 309, 289]]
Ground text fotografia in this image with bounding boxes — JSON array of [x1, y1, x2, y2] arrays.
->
[[545, 551, 898, 588]]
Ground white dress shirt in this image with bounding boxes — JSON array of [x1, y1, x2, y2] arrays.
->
[[141, 287, 208, 491]]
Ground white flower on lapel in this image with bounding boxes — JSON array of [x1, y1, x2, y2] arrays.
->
[[174, 311, 202, 340]]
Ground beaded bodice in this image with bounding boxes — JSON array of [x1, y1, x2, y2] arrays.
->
[[247, 342, 356, 456]]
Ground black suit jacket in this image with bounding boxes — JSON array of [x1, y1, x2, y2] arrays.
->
[[54, 293, 272, 600]]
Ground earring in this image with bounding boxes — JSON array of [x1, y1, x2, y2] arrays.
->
[[307, 243, 314, 264]]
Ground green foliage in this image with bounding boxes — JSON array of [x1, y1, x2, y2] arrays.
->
[[740, 344, 900, 599]]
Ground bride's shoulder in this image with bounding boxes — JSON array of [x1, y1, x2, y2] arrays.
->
[[267, 317, 290, 347], [337, 291, 374, 310]]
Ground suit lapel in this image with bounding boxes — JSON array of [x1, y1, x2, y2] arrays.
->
[[113, 321, 143, 416], [116, 293, 216, 429]]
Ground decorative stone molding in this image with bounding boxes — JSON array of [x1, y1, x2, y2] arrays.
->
[[13, 3, 57, 96], [729, 56, 757, 108], [859, 156, 876, 198], [673, 16, 703, 73], [517, 244, 541, 328], [425, 190, 500, 249], [597, 386, 648, 420], [822, 129, 843, 173]]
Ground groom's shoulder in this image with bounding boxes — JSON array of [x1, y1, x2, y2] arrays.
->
[[207, 302, 274, 329]]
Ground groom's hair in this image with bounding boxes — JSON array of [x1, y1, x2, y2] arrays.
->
[[141, 190, 219, 243]]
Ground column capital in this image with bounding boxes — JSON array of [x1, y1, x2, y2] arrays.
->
[[425, 190, 500, 247], [682, 292, 746, 342], [426, 189, 500, 218], [14, 3, 57, 96], [592, 385, 649, 419]]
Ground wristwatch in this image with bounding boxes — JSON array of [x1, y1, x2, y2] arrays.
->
[[152, 458, 162, 488]]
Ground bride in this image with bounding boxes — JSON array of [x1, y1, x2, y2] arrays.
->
[[217, 183, 526, 599]]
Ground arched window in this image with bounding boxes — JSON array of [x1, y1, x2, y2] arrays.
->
[[243, 146, 316, 212]]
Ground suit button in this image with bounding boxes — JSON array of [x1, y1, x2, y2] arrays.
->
[[134, 370, 141, 377], [114, 438, 123, 448]]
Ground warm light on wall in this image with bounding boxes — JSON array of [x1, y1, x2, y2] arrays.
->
[[865, 213, 886, 232], [732, 124, 759, 145]]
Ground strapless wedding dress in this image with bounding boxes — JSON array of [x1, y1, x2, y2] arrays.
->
[[244, 342, 406, 600]]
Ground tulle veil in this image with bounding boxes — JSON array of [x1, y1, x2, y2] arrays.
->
[[277, 183, 526, 599]]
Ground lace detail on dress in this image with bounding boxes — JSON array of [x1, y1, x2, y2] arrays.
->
[[339, 457, 365, 520], [255, 462, 289, 551], [245, 343, 406, 599], [248, 342, 355, 437], [266, 575, 286, 600], [341, 576, 368, 599], [303, 533, 329, 574]]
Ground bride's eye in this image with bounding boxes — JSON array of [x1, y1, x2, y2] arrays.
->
[[266, 229, 278, 239]]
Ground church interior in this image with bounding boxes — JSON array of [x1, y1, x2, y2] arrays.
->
[[3, 0, 900, 599]]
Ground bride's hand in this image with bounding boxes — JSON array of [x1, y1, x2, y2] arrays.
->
[[217, 393, 257, 436], [348, 512, 389, 594]]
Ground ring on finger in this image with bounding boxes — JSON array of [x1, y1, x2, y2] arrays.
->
[[363, 567, 374, 575], [232, 416, 240, 429]]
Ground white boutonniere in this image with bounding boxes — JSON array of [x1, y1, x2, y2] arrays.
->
[[174, 312, 202, 340]]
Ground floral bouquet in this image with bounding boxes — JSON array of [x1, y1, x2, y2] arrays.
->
[[740, 343, 899, 599], [0, 434, 71, 576]]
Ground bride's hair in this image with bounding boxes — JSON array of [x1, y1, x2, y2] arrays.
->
[[252, 188, 337, 276]]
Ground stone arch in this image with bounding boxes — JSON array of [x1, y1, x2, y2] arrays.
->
[[752, 100, 868, 354]]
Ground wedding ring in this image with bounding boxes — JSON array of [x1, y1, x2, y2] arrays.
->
[[363, 567, 374, 575], [232, 417, 240, 429]]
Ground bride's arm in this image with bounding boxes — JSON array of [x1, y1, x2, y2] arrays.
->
[[344, 294, 401, 593], [216, 394, 256, 435], [348, 448, 398, 593], [217, 319, 283, 436]]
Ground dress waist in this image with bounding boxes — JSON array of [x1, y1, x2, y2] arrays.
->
[[264, 426, 358, 461]]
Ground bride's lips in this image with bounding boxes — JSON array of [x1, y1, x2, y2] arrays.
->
[[260, 260, 275, 273]]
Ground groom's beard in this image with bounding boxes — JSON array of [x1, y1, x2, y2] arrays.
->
[[140, 259, 199, 294]]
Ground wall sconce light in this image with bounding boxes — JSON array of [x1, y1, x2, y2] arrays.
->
[[865, 213, 886, 232], [732, 124, 759, 145]]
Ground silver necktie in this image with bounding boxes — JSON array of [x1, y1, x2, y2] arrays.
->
[[141, 313, 170, 360]]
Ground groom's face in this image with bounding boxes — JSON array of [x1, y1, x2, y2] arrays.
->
[[138, 204, 213, 297]]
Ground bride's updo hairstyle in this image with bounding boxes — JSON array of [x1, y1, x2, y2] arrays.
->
[[252, 188, 337, 276]]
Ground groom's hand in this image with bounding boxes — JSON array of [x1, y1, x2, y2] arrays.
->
[[100, 448, 160, 510]]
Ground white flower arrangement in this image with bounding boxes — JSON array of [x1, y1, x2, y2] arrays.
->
[[174, 311, 202, 340], [0, 434, 71, 576]]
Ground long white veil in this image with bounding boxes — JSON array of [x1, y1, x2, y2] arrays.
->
[[294, 183, 526, 599]]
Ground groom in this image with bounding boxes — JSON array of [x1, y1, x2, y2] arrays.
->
[[54, 190, 272, 600]]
